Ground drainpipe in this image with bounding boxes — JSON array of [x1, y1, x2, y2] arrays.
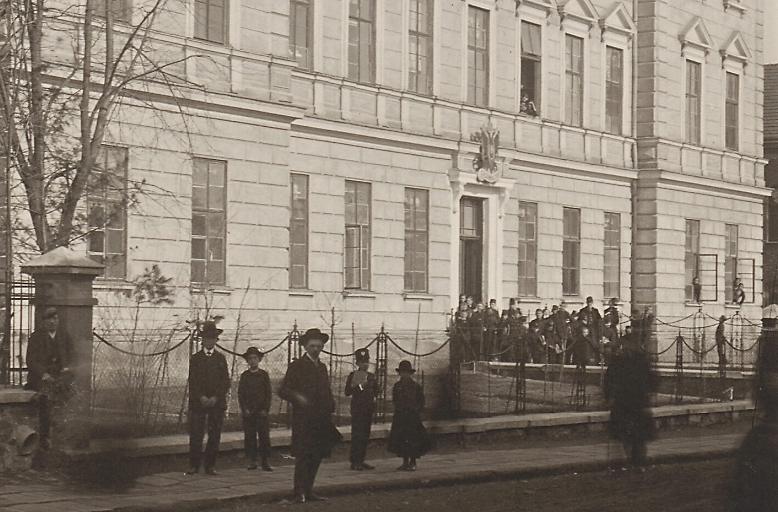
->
[[631, 0, 639, 315]]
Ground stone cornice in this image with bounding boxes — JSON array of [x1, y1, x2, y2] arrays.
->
[[637, 169, 771, 200]]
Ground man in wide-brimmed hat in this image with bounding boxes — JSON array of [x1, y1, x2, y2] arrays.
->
[[279, 328, 342, 503], [187, 321, 230, 475], [238, 346, 273, 471]]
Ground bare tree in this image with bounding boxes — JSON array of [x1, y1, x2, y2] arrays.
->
[[0, 0, 192, 253]]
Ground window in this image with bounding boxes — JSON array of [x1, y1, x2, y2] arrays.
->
[[93, 0, 132, 23], [467, 6, 489, 107], [194, 0, 227, 44], [685, 60, 702, 144], [345, 181, 371, 290], [565, 35, 583, 127], [725, 224, 738, 303], [290, 0, 312, 69], [685, 219, 700, 301], [348, 0, 375, 83], [191, 158, 227, 286], [290, 174, 309, 289], [725, 72, 739, 150], [408, 0, 433, 95], [520, 21, 541, 116], [87, 146, 128, 279], [518, 202, 538, 297], [562, 207, 580, 296], [404, 188, 428, 292], [605, 46, 623, 135], [604, 212, 620, 299]]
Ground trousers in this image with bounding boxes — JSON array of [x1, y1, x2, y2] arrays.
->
[[189, 408, 225, 470], [349, 406, 373, 465], [293, 454, 323, 498], [243, 413, 271, 461]]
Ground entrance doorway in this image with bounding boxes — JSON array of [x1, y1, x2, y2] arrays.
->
[[459, 197, 484, 303]]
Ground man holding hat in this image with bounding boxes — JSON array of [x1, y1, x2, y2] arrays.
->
[[25, 306, 73, 450], [345, 348, 379, 471], [187, 320, 230, 475], [238, 346, 273, 471], [279, 328, 342, 503]]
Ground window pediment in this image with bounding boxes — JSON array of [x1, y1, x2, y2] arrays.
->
[[598, 2, 635, 40], [679, 17, 713, 54], [515, 0, 556, 16], [557, 0, 598, 28], [723, 0, 747, 17], [720, 31, 752, 65]]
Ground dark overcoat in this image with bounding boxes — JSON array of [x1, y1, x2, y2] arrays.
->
[[278, 355, 342, 458], [388, 378, 431, 458], [604, 344, 657, 443], [188, 350, 230, 411], [25, 329, 72, 393]]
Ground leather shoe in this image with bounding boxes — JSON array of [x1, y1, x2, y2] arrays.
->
[[307, 494, 326, 502], [185, 466, 199, 475], [361, 462, 375, 470], [396, 463, 409, 471], [205, 467, 218, 476], [40, 437, 52, 451], [407, 463, 417, 471], [350, 463, 364, 471], [261, 460, 273, 472], [247, 461, 258, 470], [292, 494, 306, 504]]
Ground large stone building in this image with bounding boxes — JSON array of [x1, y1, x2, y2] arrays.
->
[[26, 0, 768, 344]]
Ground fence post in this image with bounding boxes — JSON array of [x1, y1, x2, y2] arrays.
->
[[675, 333, 684, 404], [22, 247, 102, 449], [375, 325, 388, 422]]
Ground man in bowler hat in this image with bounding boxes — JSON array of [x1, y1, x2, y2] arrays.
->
[[345, 348, 379, 471], [238, 346, 273, 471], [25, 306, 73, 450], [279, 328, 342, 503], [187, 321, 230, 475]]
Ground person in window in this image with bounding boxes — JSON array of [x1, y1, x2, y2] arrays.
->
[[692, 276, 702, 303], [278, 328, 342, 503], [345, 348, 379, 471], [520, 86, 538, 116], [25, 307, 73, 450], [735, 282, 746, 306], [187, 321, 230, 476], [238, 346, 273, 472]]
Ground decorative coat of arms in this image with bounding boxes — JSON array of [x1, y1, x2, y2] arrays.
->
[[471, 124, 501, 183]]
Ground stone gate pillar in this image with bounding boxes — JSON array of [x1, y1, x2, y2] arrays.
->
[[22, 247, 102, 447]]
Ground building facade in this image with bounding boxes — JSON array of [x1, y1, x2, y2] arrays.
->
[[31, 0, 766, 345]]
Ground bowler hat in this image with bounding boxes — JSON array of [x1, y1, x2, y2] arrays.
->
[[396, 360, 415, 374], [355, 348, 370, 361], [243, 346, 264, 361], [299, 328, 329, 346], [200, 320, 223, 338]]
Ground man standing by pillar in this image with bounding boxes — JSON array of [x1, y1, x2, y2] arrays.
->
[[187, 321, 230, 476], [25, 307, 72, 450], [279, 328, 342, 503]]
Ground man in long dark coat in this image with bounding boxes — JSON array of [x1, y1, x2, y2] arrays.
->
[[187, 321, 230, 475], [25, 307, 73, 450], [604, 336, 657, 467], [279, 328, 342, 503]]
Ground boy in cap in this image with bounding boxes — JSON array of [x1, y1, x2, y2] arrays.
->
[[279, 328, 342, 503], [345, 348, 379, 471], [25, 306, 73, 450], [238, 346, 273, 471], [187, 321, 230, 475], [388, 360, 431, 471]]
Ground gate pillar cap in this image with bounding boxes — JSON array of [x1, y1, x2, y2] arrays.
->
[[21, 247, 103, 276]]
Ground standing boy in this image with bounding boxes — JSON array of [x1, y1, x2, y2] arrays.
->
[[345, 348, 379, 471], [187, 321, 230, 475], [238, 346, 273, 471]]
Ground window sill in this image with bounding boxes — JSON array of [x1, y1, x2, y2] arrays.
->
[[93, 279, 133, 292], [289, 290, 314, 297], [403, 293, 434, 301], [342, 291, 376, 299], [516, 297, 542, 303], [190, 285, 233, 296]]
